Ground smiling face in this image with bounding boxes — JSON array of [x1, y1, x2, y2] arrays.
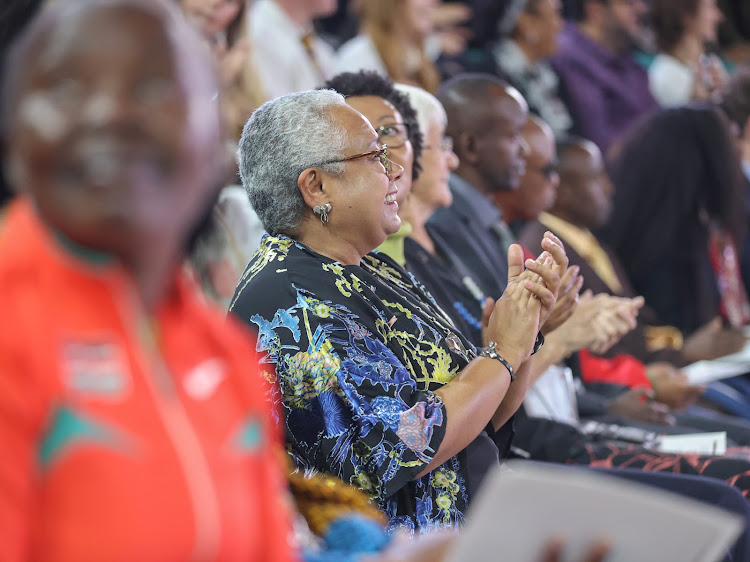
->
[[473, 87, 530, 193], [317, 104, 404, 254], [411, 116, 458, 213], [345, 95, 414, 206], [6, 3, 219, 262], [181, 0, 242, 38]]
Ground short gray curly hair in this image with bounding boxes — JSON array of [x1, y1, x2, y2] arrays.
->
[[237, 89, 350, 236]]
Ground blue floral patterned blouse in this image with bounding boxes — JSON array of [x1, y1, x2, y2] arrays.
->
[[230, 235, 479, 532]]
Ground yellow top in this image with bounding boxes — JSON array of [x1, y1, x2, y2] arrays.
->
[[375, 221, 413, 267], [539, 212, 623, 295]]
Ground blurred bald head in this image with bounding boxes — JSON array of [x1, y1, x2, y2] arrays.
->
[[494, 114, 559, 223], [437, 73, 529, 194], [551, 136, 614, 229]]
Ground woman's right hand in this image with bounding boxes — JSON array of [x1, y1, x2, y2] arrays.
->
[[484, 244, 556, 367], [543, 266, 584, 334]]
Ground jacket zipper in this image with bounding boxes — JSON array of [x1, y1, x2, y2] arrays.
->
[[117, 289, 223, 561]]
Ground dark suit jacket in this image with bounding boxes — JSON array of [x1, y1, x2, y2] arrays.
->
[[427, 174, 509, 299], [519, 219, 683, 366]]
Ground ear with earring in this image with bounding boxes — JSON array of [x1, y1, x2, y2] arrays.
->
[[313, 203, 332, 223]]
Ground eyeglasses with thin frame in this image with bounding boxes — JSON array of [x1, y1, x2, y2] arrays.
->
[[424, 136, 453, 153], [376, 123, 410, 149], [317, 145, 391, 175]]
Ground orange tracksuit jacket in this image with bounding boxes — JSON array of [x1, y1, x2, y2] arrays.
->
[[0, 198, 294, 562]]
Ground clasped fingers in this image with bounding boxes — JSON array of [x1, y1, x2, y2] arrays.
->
[[541, 231, 569, 277]]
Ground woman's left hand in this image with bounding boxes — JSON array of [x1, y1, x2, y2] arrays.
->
[[542, 265, 584, 333], [517, 231, 568, 330]]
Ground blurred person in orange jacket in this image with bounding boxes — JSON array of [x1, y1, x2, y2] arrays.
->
[[0, 0, 294, 560]]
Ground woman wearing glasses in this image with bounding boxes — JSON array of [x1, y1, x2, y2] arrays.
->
[[323, 71, 423, 266], [230, 88, 565, 532]]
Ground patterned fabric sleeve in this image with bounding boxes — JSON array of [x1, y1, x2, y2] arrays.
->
[[230, 237, 473, 528], [238, 279, 448, 506]]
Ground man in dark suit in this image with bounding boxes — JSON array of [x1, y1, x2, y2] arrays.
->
[[510, 117, 750, 438], [519, 136, 746, 368], [429, 74, 530, 299]]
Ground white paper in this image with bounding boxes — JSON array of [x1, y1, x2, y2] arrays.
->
[[704, 340, 750, 365], [683, 360, 750, 385], [656, 432, 727, 456], [683, 345, 750, 385], [524, 365, 579, 425], [448, 461, 743, 562]]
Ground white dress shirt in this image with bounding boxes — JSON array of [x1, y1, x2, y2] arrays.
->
[[648, 53, 695, 108], [334, 34, 389, 77], [248, 0, 335, 99]]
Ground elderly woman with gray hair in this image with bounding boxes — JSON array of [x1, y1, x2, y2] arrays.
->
[[229, 89, 567, 532]]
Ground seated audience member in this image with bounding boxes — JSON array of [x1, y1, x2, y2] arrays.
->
[[648, 0, 727, 108], [598, 105, 749, 340], [428, 73, 587, 344], [721, 66, 750, 182], [494, 0, 574, 138], [190, 186, 266, 309], [549, 0, 658, 153], [180, 0, 265, 141], [248, 0, 337, 99], [334, 0, 441, 93], [395, 82, 486, 344], [322, 70, 423, 265], [389, 86, 750, 505], [230, 88, 568, 531], [718, 67, 750, 298], [510, 119, 750, 442], [0, 0, 294, 559], [429, 74, 530, 300], [520, 134, 745, 366], [408, 100, 636, 394], [429, 74, 639, 356]]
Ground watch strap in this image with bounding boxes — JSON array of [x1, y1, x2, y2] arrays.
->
[[531, 331, 545, 355], [478, 341, 515, 382]]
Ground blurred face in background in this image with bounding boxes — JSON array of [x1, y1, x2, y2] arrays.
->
[[602, 0, 648, 49], [346, 95, 415, 206], [7, 3, 220, 261], [517, 0, 564, 58], [512, 117, 559, 221], [558, 141, 614, 229], [403, 0, 437, 38], [472, 86, 530, 193], [181, 0, 242, 38], [687, 0, 724, 43], [412, 116, 458, 211]]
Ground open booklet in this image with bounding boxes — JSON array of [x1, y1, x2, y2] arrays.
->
[[683, 340, 750, 385], [447, 461, 743, 562]]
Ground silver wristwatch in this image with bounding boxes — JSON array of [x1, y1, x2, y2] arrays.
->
[[478, 341, 515, 382]]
